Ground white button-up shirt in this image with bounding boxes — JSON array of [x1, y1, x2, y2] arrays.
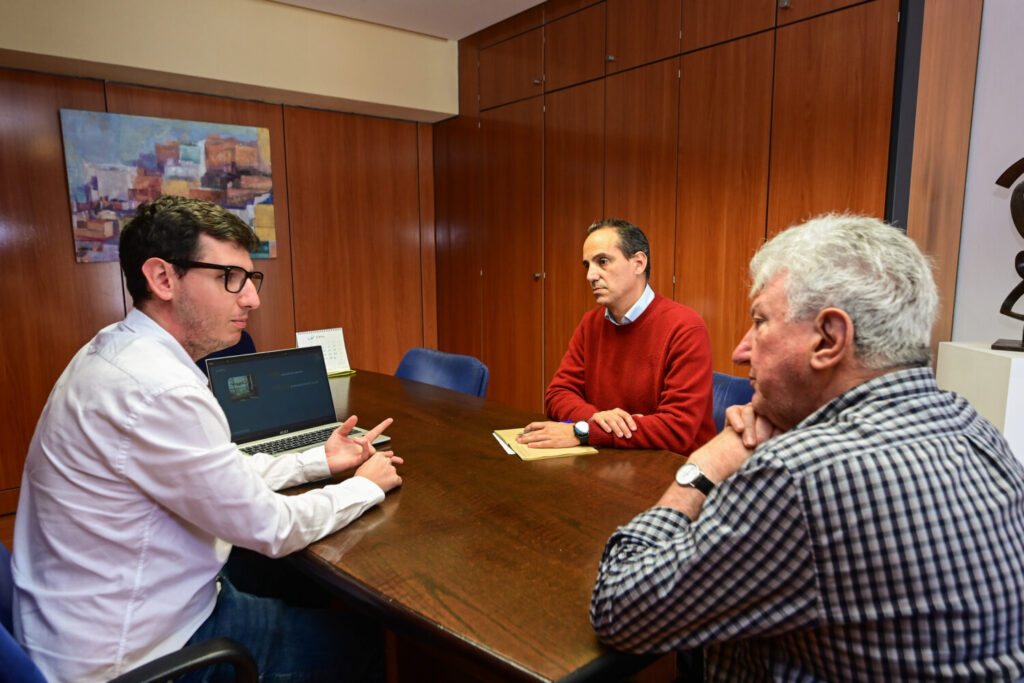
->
[[12, 308, 383, 681]]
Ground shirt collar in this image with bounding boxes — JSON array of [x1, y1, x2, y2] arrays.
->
[[606, 284, 655, 326], [800, 366, 938, 429], [123, 307, 208, 381]]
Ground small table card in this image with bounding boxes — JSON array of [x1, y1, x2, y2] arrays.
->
[[295, 327, 354, 376]]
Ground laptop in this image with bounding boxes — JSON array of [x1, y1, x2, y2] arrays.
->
[[206, 345, 389, 456]]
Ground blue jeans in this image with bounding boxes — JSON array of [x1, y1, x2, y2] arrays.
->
[[180, 575, 384, 682]]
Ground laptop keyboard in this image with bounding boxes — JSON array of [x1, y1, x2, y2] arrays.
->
[[240, 426, 339, 455]]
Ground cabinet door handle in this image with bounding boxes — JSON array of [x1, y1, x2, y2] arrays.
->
[[605, 54, 616, 62], [778, 0, 791, 7], [533, 272, 542, 280], [532, 78, 541, 85]]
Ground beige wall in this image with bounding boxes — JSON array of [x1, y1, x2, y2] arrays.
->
[[0, 0, 458, 122]]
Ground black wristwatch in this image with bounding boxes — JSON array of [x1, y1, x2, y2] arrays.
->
[[573, 420, 589, 445], [675, 462, 714, 496]]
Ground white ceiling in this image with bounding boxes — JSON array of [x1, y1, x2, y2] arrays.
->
[[269, 0, 546, 40]]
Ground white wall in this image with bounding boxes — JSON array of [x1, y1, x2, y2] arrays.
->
[[953, 0, 1024, 344]]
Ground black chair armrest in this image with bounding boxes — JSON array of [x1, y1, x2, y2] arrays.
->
[[107, 637, 257, 683]]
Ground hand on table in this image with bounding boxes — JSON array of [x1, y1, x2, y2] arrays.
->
[[355, 450, 404, 493], [517, 421, 579, 448], [590, 408, 638, 439]]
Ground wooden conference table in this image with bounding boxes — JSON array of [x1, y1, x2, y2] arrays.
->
[[290, 370, 684, 682]]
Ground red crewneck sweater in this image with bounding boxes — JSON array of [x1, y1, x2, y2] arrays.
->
[[545, 294, 715, 455]]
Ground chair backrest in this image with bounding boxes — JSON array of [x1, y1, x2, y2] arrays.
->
[[395, 348, 489, 398], [712, 372, 755, 432], [1, 542, 47, 683], [1, 541, 13, 633], [197, 331, 256, 376]]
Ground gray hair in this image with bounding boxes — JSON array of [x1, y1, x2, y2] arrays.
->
[[749, 213, 938, 369]]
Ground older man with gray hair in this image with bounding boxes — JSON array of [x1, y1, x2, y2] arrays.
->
[[591, 214, 1024, 681]]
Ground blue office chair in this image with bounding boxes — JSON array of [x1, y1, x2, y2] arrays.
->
[[197, 330, 257, 376], [0, 541, 257, 683], [712, 372, 755, 433], [395, 348, 489, 398]]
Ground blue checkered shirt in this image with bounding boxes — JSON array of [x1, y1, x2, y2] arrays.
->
[[592, 367, 1024, 681]]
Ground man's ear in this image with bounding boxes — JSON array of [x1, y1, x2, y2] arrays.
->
[[140, 257, 176, 303], [632, 251, 648, 277], [810, 308, 853, 370]]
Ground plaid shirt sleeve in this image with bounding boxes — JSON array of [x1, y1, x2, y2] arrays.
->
[[591, 453, 823, 653]]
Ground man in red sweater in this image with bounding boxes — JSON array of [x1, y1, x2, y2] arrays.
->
[[517, 219, 715, 455]]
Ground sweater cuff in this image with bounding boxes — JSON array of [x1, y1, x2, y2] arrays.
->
[[588, 427, 615, 448]]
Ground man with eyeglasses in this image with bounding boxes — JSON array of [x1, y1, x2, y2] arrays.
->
[[12, 196, 400, 681]]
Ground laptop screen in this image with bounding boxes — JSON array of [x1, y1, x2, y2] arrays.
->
[[206, 346, 337, 444]]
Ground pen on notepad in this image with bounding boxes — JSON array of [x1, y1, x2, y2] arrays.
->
[[493, 432, 515, 455]]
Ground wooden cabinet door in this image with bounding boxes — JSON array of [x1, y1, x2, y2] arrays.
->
[[434, 115, 484, 361], [544, 80, 605, 389], [605, 0, 681, 74], [676, 33, 774, 374], [544, 0, 603, 22], [479, 28, 544, 109], [766, 0, 899, 235], [604, 58, 680, 298], [480, 98, 544, 411], [681, 0, 776, 51], [285, 108, 423, 374], [545, 3, 606, 92], [776, 0, 866, 25]]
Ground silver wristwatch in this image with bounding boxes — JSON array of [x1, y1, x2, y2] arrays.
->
[[675, 462, 714, 496]]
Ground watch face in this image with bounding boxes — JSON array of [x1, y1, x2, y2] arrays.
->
[[675, 462, 714, 495], [574, 421, 589, 436], [675, 463, 700, 486]]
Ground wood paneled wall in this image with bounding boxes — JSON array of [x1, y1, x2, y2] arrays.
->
[[0, 71, 123, 513], [676, 33, 773, 375], [543, 79, 605, 387], [0, 69, 435, 512], [434, 115, 483, 360], [284, 106, 426, 374], [906, 0, 984, 358], [766, 0, 899, 235]]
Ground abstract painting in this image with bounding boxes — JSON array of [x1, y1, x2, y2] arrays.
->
[[60, 109, 275, 263]]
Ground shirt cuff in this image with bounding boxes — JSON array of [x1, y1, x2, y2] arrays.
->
[[337, 475, 386, 505], [296, 445, 332, 482], [622, 505, 692, 542]]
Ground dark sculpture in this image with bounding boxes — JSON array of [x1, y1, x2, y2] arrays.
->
[[992, 157, 1024, 352]]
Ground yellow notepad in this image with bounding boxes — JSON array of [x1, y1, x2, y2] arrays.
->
[[493, 428, 598, 461]]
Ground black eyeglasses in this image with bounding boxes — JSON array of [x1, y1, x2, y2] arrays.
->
[[169, 260, 264, 294]]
